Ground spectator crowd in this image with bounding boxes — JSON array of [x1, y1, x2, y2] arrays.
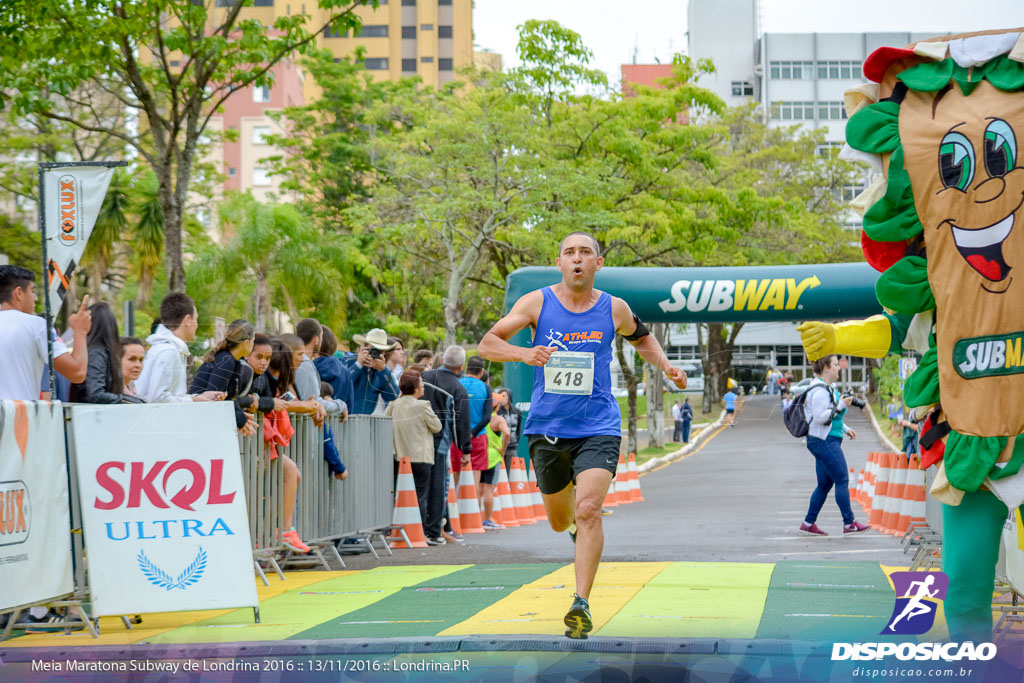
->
[[0, 264, 518, 553]]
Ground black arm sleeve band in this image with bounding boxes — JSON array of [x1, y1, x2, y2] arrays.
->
[[623, 314, 650, 342]]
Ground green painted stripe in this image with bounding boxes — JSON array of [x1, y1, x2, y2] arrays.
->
[[291, 563, 562, 640], [755, 562, 895, 641], [147, 565, 469, 643], [600, 561, 774, 638]]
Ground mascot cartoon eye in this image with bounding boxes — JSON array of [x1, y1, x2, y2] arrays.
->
[[983, 118, 1016, 177], [939, 131, 976, 192]]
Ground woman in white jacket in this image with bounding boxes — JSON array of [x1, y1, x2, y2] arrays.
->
[[799, 354, 870, 537]]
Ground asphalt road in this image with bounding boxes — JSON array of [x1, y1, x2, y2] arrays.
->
[[338, 395, 910, 569]]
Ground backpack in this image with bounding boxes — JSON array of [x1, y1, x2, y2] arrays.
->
[[783, 383, 835, 438]]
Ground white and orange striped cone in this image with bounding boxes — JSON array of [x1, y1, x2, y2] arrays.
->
[[627, 453, 643, 502], [603, 473, 618, 508], [907, 455, 927, 530], [389, 457, 428, 548], [528, 459, 547, 521], [456, 462, 485, 534], [882, 454, 909, 535], [447, 472, 462, 535], [614, 454, 631, 505], [865, 452, 879, 514], [495, 461, 519, 527], [869, 452, 892, 530], [511, 458, 536, 524], [849, 468, 858, 504]]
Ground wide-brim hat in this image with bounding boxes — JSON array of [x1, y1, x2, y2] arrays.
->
[[353, 328, 396, 351]]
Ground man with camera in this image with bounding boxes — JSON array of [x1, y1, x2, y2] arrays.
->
[[345, 327, 400, 415], [798, 353, 871, 537]]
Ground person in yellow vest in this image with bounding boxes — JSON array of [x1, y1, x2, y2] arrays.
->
[[482, 394, 511, 529]]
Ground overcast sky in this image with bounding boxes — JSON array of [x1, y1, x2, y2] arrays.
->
[[473, 0, 1024, 87]]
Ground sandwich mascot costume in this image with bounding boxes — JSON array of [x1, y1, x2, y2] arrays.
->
[[798, 27, 1024, 642]]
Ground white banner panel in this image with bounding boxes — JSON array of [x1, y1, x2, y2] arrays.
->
[[1004, 509, 1024, 596], [0, 400, 74, 611], [71, 403, 257, 616], [42, 165, 115, 318]]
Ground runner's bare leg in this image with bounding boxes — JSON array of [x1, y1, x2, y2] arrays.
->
[[573, 468, 614, 601], [542, 484, 576, 532]]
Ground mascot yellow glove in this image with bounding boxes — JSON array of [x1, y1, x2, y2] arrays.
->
[[796, 315, 891, 361]]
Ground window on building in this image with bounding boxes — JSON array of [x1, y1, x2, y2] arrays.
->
[[357, 24, 388, 38], [227, 167, 236, 177], [769, 60, 814, 80], [252, 0, 274, 5], [402, 0, 415, 5], [835, 183, 867, 202], [818, 101, 847, 120], [439, 0, 452, 5], [253, 167, 272, 187], [364, 57, 389, 70], [770, 101, 815, 121], [253, 126, 272, 145], [816, 141, 843, 157], [402, 58, 417, 72], [253, 85, 270, 103], [438, 25, 453, 39], [817, 60, 861, 80], [730, 81, 754, 97], [420, 24, 433, 31], [439, 58, 453, 71], [420, 56, 434, 63], [402, 25, 416, 39], [170, 60, 180, 67], [323, 25, 347, 38]]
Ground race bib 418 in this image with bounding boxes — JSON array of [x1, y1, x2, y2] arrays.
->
[[544, 351, 595, 396]]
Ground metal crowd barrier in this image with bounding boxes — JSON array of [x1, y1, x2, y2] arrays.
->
[[239, 413, 394, 579]]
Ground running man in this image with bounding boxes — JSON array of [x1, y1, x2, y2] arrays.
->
[[478, 232, 686, 639], [887, 574, 939, 632]]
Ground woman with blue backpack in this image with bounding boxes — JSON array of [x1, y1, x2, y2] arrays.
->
[[797, 354, 871, 537]]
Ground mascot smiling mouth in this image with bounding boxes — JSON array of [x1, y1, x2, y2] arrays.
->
[[951, 210, 1014, 282]]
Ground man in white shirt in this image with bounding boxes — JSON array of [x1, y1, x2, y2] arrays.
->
[[671, 399, 683, 442], [136, 292, 223, 404], [0, 265, 91, 400]]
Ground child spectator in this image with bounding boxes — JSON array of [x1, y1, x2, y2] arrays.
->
[[69, 302, 143, 404], [320, 381, 348, 481]]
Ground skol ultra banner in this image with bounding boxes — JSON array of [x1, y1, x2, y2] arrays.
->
[[71, 402, 257, 616], [0, 400, 74, 611], [41, 164, 116, 318]]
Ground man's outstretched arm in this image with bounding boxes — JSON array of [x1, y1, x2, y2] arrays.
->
[[478, 291, 555, 367]]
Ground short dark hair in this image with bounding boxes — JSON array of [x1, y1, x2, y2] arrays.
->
[[559, 231, 600, 256], [252, 333, 272, 348], [399, 369, 422, 395], [466, 355, 486, 375], [279, 333, 304, 352], [159, 292, 195, 329], [120, 336, 145, 351], [296, 318, 322, 345], [413, 349, 433, 364], [812, 354, 838, 376], [320, 381, 333, 398], [0, 265, 34, 304]]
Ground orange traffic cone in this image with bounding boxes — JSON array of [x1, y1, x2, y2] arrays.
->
[[869, 452, 892, 529], [628, 453, 644, 502], [456, 462, 485, 534], [528, 459, 547, 521], [907, 455, 927, 530], [603, 472, 618, 508], [510, 458, 536, 524], [390, 457, 427, 548], [494, 461, 519, 527], [882, 455, 908, 535], [447, 473, 462, 535], [614, 454, 630, 505]]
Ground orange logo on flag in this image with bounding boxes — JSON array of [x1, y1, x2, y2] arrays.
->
[[59, 175, 78, 244]]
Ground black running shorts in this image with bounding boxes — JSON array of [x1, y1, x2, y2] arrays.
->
[[479, 465, 497, 485], [527, 434, 620, 495]]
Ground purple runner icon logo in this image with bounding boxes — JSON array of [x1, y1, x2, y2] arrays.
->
[[883, 571, 948, 635]]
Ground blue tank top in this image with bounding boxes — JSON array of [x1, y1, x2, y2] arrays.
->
[[524, 287, 620, 438]]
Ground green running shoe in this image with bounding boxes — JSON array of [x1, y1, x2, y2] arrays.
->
[[564, 593, 592, 639]]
